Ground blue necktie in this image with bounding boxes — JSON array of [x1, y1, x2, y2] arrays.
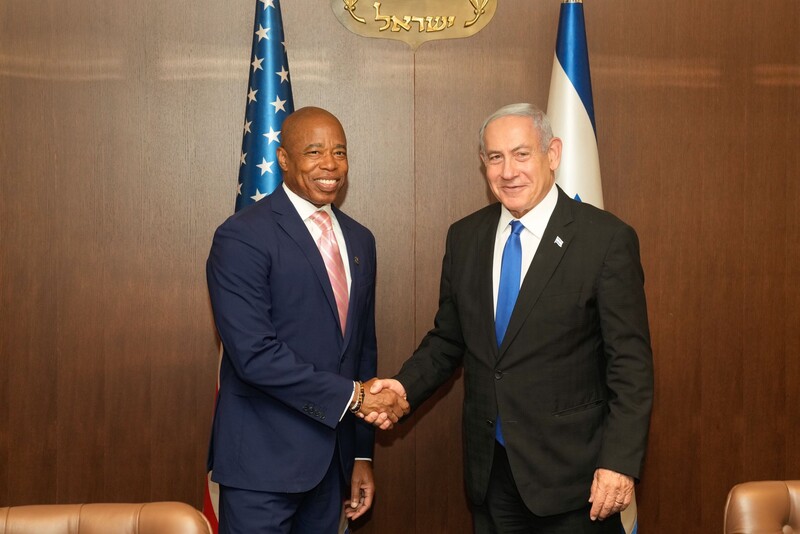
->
[[494, 220, 524, 446]]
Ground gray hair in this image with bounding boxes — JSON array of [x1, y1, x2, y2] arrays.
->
[[478, 103, 554, 155]]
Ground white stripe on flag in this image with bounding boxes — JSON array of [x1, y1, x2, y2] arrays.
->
[[622, 494, 638, 534], [547, 56, 604, 209]]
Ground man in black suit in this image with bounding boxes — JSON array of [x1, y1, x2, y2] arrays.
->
[[367, 103, 653, 533]]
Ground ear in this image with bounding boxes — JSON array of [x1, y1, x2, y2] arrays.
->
[[276, 146, 288, 171], [547, 137, 562, 171]]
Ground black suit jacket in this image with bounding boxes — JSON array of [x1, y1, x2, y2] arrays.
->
[[396, 186, 653, 516]]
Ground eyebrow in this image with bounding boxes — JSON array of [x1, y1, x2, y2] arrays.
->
[[486, 144, 531, 154], [302, 143, 347, 150]]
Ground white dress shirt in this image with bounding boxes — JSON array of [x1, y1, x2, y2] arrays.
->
[[492, 183, 559, 317], [282, 183, 352, 294]]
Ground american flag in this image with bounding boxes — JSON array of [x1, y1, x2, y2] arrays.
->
[[236, 0, 294, 210], [203, 1, 294, 531]]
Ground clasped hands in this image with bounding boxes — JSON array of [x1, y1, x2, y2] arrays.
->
[[355, 378, 409, 430]]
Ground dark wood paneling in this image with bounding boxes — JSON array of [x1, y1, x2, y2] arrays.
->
[[0, 0, 245, 507], [593, 1, 800, 531], [2, 65, 62, 507]]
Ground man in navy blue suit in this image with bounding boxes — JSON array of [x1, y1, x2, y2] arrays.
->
[[206, 107, 409, 534]]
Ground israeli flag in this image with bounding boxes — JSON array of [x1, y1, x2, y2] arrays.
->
[[547, 0, 603, 209]]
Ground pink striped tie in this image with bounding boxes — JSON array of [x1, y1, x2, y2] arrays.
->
[[309, 210, 349, 334]]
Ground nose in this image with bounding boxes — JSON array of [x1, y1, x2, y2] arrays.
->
[[319, 151, 338, 170], [500, 158, 518, 180]]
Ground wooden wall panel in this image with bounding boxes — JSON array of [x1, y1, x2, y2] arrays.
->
[[1, 0, 799, 533], [592, 1, 800, 530], [0, 0, 249, 506]]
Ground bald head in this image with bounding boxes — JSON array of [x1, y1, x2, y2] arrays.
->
[[281, 107, 345, 151], [277, 107, 349, 207]]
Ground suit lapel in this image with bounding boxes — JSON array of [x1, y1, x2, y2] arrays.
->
[[476, 206, 502, 357], [271, 187, 343, 341], [498, 189, 575, 359]]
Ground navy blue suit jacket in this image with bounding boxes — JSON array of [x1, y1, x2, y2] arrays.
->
[[206, 185, 376, 493]]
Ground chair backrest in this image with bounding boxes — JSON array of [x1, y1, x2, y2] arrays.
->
[[724, 480, 800, 533], [0, 502, 212, 534]]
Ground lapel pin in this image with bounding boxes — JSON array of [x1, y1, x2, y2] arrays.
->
[[354, 256, 360, 265], [554, 236, 564, 247]]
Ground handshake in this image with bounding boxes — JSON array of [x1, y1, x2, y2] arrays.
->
[[354, 378, 410, 430]]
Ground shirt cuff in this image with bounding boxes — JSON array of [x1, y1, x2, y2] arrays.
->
[[339, 381, 356, 422]]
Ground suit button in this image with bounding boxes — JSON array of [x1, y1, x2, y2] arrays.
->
[[487, 420, 494, 427], [494, 370, 503, 380]]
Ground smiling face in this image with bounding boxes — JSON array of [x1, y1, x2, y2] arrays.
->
[[277, 107, 348, 207], [480, 114, 562, 219]]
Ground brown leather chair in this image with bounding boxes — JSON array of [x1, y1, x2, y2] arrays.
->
[[0, 502, 212, 534], [724, 480, 800, 533]]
